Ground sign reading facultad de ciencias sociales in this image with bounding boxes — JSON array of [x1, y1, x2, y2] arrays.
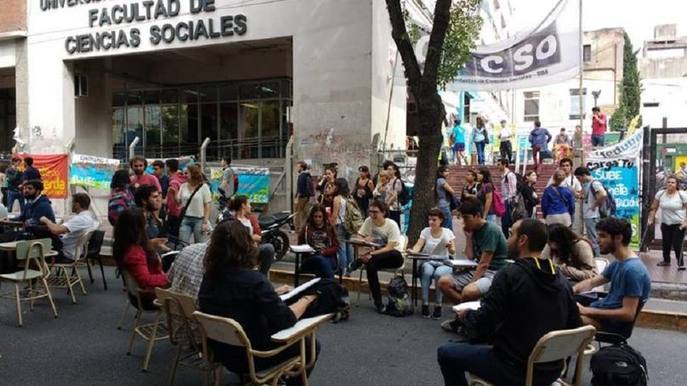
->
[[60, 0, 247, 54]]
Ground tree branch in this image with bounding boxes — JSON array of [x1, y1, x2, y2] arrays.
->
[[385, 0, 422, 90], [421, 0, 452, 90]]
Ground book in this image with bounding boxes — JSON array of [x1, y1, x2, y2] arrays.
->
[[280, 278, 321, 302], [290, 244, 316, 253]]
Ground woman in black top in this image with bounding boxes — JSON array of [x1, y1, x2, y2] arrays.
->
[[198, 220, 319, 386], [461, 169, 480, 201], [354, 166, 374, 216]]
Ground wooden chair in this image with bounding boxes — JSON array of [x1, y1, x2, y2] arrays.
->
[[356, 234, 408, 304], [193, 311, 332, 386], [155, 287, 218, 386], [469, 325, 597, 386], [121, 270, 169, 371], [0, 239, 58, 327], [47, 230, 93, 303]]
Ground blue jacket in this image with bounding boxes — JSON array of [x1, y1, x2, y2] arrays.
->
[[541, 186, 574, 218], [529, 128, 552, 147], [21, 166, 41, 183], [19, 195, 56, 225]]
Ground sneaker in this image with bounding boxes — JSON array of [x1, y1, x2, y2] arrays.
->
[[348, 260, 362, 272], [657, 261, 671, 267], [421, 305, 430, 318], [432, 306, 442, 320], [440, 318, 460, 333], [376, 304, 387, 314]]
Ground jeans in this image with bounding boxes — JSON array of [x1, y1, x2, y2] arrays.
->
[[294, 197, 311, 232], [499, 140, 512, 163], [592, 134, 605, 147], [335, 224, 352, 274], [420, 262, 452, 305], [584, 217, 600, 257], [438, 343, 557, 386], [501, 200, 513, 237], [6, 190, 23, 212], [532, 145, 541, 169], [475, 141, 486, 165], [258, 243, 276, 276], [439, 204, 453, 231], [301, 254, 336, 279], [661, 223, 686, 266], [366, 250, 404, 307], [179, 216, 205, 244]]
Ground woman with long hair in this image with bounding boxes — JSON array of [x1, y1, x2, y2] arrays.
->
[[113, 208, 168, 304], [354, 166, 375, 216], [522, 170, 539, 218], [330, 178, 354, 275], [385, 163, 403, 228], [476, 168, 497, 223], [373, 170, 391, 203], [461, 169, 480, 201], [176, 164, 212, 244], [108, 169, 135, 226], [318, 165, 337, 210], [435, 165, 457, 230], [648, 175, 687, 270], [199, 220, 319, 386], [542, 223, 597, 282], [472, 117, 489, 165], [229, 195, 275, 276], [297, 204, 339, 278]]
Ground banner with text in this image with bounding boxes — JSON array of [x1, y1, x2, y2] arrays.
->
[[451, 0, 580, 91], [70, 154, 121, 190], [209, 167, 270, 204], [20, 154, 69, 199]]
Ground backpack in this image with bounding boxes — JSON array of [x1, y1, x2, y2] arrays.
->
[[490, 184, 506, 217], [591, 342, 648, 386], [343, 197, 364, 234], [290, 279, 351, 323], [384, 276, 413, 317], [397, 179, 410, 206], [108, 190, 133, 226], [505, 173, 526, 220], [590, 180, 617, 218]]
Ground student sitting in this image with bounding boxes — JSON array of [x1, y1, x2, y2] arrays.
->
[[297, 204, 339, 279], [17, 179, 55, 226], [437, 219, 582, 386], [199, 220, 319, 386], [168, 242, 207, 301], [113, 208, 169, 307], [408, 208, 455, 319], [574, 217, 651, 333], [39, 193, 98, 263], [230, 195, 275, 276], [348, 200, 404, 313], [541, 223, 598, 283], [438, 198, 508, 332]]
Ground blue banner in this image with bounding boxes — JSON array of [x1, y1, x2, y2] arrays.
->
[[209, 166, 270, 204], [69, 154, 120, 190]]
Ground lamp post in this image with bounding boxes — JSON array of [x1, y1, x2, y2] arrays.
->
[[591, 90, 601, 107]]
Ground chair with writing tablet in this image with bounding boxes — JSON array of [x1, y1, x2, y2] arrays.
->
[[355, 235, 408, 305]]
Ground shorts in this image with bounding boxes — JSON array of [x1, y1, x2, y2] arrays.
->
[[453, 142, 465, 152], [452, 269, 496, 295]]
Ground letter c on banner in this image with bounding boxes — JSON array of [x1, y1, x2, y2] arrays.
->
[[536, 35, 557, 60], [481, 55, 504, 74]]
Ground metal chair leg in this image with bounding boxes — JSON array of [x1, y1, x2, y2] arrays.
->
[[117, 300, 130, 330], [42, 278, 58, 319], [86, 259, 94, 284], [127, 310, 142, 355], [15, 283, 23, 327], [142, 312, 162, 371], [167, 344, 182, 386], [75, 268, 87, 295], [98, 259, 108, 290]]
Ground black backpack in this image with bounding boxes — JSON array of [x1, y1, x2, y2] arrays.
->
[[591, 341, 648, 386], [384, 276, 413, 317], [397, 179, 410, 206]]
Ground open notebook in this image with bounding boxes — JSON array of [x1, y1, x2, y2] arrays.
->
[[280, 278, 321, 302]]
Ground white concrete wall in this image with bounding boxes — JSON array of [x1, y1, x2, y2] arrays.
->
[[641, 78, 687, 128]]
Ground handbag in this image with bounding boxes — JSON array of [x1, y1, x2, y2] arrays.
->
[[179, 183, 204, 219]]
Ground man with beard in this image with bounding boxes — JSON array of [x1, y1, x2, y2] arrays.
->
[[17, 180, 55, 226], [129, 156, 161, 193], [437, 219, 582, 386], [574, 217, 651, 333]]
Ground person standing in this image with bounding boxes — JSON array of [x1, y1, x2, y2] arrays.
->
[[498, 159, 517, 235], [20, 157, 41, 182], [554, 128, 573, 163], [129, 156, 161, 193], [574, 167, 606, 257], [541, 171, 575, 227], [498, 120, 513, 164], [165, 159, 186, 239], [354, 166, 374, 217], [476, 168, 497, 224], [220, 157, 236, 199], [330, 178, 354, 276], [436, 166, 457, 231], [461, 170, 480, 201], [151, 160, 169, 199], [648, 176, 687, 270], [591, 107, 607, 148], [528, 120, 551, 171], [472, 117, 489, 166], [5, 157, 24, 212], [294, 161, 314, 232], [451, 119, 467, 166], [385, 163, 404, 228], [317, 165, 337, 211], [522, 170, 539, 218], [176, 164, 212, 244]]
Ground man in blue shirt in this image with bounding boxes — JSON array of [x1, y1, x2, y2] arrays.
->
[[450, 119, 467, 166], [574, 217, 651, 333]]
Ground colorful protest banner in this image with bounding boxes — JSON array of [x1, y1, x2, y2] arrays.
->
[[70, 154, 120, 190], [20, 154, 69, 198], [210, 166, 271, 204]]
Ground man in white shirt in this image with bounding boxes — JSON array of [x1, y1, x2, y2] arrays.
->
[[498, 120, 513, 164], [40, 193, 98, 263]]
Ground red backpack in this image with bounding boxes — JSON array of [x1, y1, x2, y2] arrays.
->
[[490, 183, 506, 217]]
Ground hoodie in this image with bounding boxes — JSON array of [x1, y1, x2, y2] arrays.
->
[[464, 258, 582, 384], [19, 195, 55, 224]]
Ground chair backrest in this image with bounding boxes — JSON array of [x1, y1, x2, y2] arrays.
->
[[192, 310, 252, 349], [155, 287, 197, 319], [525, 325, 597, 386], [72, 231, 93, 262], [86, 230, 106, 259], [156, 287, 199, 347], [120, 269, 145, 309], [16, 238, 52, 279]]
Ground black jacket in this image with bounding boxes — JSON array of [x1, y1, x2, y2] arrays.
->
[[198, 268, 296, 356], [464, 258, 582, 384]]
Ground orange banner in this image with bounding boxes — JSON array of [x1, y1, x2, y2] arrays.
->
[[19, 154, 69, 198]]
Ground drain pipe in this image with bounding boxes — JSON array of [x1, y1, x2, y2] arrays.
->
[[200, 137, 211, 171], [128, 136, 140, 161]]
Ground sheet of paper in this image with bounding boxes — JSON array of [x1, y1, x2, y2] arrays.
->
[[452, 301, 481, 312], [291, 244, 316, 253], [280, 278, 321, 302]]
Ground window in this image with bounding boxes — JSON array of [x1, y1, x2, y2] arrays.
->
[[583, 45, 592, 62], [569, 88, 587, 120], [523, 91, 540, 122]]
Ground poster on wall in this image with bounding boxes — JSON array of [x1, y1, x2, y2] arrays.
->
[[70, 154, 121, 190], [208, 167, 271, 204], [19, 154, 69, 198]]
